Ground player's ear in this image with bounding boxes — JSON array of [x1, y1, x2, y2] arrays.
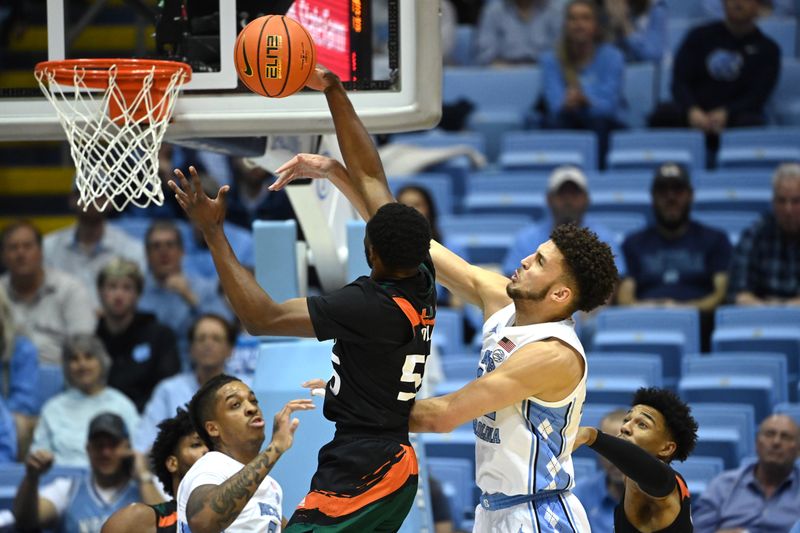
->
[[205, 420, 220, 441], [551, 284, 571, 304], [165, 455, 179, 474], [658, 439, 677, 462]]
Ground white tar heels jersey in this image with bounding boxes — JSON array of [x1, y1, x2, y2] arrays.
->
[[177, 451, 282, 532], [475, 303, 587, 498]]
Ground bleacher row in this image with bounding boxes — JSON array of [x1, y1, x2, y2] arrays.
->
[[428, 305, 800, 530]]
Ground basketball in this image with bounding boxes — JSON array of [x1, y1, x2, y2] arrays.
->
[[234, 15, 316, 98]]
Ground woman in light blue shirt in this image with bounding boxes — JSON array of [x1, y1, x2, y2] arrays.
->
[[540, 0, 626, 167]]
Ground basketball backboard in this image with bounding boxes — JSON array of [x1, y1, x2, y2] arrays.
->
[[0, 0, 442, 141]]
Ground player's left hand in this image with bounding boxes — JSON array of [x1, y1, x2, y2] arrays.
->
[[270, 153, 345, 191], [169, 166, 229, 234], [572, 427, 598, 452]]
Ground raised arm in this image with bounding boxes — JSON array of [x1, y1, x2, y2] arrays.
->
[[168, 168, 313, 337], [273, 67, 512, 315], [186, 399, 312, 533], [410, 339, 584, 433]]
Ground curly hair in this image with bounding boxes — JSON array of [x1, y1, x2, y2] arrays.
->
[[150, 407, 195, 497], [633, 387, 698, 462], [188, 374, 241, 450], [550, 223, 618, 313], [366, 202, 431, 270]]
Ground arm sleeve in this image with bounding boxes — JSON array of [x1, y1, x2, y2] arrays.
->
[[588, 431, 676, 498], [725, 41, 780, 115], [9, 336, 39, 415], [583, 47, 625, 118], [541, 52, 567, 114]]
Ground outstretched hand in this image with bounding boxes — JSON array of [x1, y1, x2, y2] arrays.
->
[[168, 166, 229, 234], [572, 427, 598, 452], [269, 153, 344, 191], [304, 64, 339, 92], [270, 398, 316, 453]]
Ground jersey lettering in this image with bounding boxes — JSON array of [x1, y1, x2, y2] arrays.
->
[[330, 353, 341, 395], [478, 349, 497, 420], [473, 419, 501, 443], [397, 354, 427, 401]]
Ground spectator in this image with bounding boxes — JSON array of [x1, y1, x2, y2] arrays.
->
[[14, 413, 161, 533], [604, 0, 668, 62], [0, 283, 38, 459], [693, 414, 800, 533], [95, 258, 181, 412], [0, 397, 16, 463], [475, 0, 563, 65], [138, 220, 233, 364], [397, 185, 444, 244], [31, 334, 139, 467], [43, 188, 145, 310], [618, 163, 732, 351], [225, 158, 298, 231], [649, 0, 780, 151], [540, 0, 625, 166], [502, 166, 626, 277], [728, 162, 800, 305], [703, 0, 796, 18], [134, 314, 235, 452], [572, 409, 627, 533], [0, 220, 96, 365], [184, 224, 255, 284]]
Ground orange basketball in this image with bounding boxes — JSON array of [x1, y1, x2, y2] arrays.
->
[[234, 15, 316, 98]]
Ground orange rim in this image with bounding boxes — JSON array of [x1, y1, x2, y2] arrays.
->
[[34, 58, 192, 93]]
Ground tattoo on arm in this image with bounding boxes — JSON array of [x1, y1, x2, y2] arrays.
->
[[186, 446, 281, 531]]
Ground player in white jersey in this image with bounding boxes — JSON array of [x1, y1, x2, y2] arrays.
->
[[176, 374, 314, 532], [271, 66, 620, 533]]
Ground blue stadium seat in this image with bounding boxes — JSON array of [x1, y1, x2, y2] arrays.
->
[[768, 58, 800, 125], [432, 307, 466, 356], [593, 308, 700, 388], [572, 457, 598, 484], [588, 172, 654, 220], [441, 354, 479, 382], [712, 305, 800, 397], [573, 402, 627, 461], [498, 131, 598, 171], [607, 130, 706, 171], [675, 456, 725, 499], [586, 353, 663, 404], [389, 172, 456, 216], [440, 214, 533, 264], [423, 431, 479, 508], [443, 66, 542, 161], [253, 220, 298, 302], [427, 457, 477, 531], [37, 364, 65, 410], [461, 170, 549, 218], [658, 56, 673, 103], [583, 212, 648, 247], [774, 402, 800, 426], [717, 127, 800, 169], [346, 220, 370, 281], [757, 17, 797, 57], [691, 210, 762, 245], [622, 63, 657, 128], [689, 403, 756, 469], [666, 18, 695, 56], [692, 169, 772, 214], [665, 1, 707, 21], [679, 354, 788, 423]]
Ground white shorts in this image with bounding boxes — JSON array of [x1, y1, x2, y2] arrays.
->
[[473, 492, 590, 533]]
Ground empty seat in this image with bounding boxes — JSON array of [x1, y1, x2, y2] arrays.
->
[[586, 353, 663, 404], [689, 403, 756, 469], [679, 354, 788, 423], [607, 130, 706, 171], [757, 17, 797, 57], [427, 457, 477, 531], [622, 63, 657, 128], [461, 170, 549, 218], [691, 210, 762, 245], [675, 456, 725, 498], [583, 212, 648, 247], [450, 25, 476, 66], [440, 214, 533, 264], [441, 354, 479, 381], [588, 172, 654, 220], [572, 457, 598, 484], [666, 18, 695, 56], [593, 308, 700, 387], [768, 58, 800, 126], [499, 131, 598, 171], [717, 127, 800, 169], [432, 307, 466, 356]]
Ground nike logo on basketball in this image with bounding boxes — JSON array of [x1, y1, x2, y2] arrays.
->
[[242, 37, 253, 77]]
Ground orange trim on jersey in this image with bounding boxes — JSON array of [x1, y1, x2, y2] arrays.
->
[[157, 512, 177, 528], [676, 475, 690, 500], [295, 444, 418, 518], [392, 297, 435, 328]]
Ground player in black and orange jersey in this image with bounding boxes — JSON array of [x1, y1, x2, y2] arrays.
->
[[101, 408, 208, 533], [573, 387, 699, 533], [168, 71, 436, 530]]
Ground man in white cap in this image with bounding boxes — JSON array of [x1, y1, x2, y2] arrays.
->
[[502, 165, 625, 277]]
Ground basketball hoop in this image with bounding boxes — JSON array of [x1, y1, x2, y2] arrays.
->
[[35, 59, 192, 211]]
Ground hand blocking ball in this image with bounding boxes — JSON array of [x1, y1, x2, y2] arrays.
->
[[234, 15, 316, 98]]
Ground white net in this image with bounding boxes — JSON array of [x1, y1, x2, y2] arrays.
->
[[35, 60, 190, 212]]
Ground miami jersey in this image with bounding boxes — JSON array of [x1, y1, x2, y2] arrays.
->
[[475, 303, 587, 498]]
